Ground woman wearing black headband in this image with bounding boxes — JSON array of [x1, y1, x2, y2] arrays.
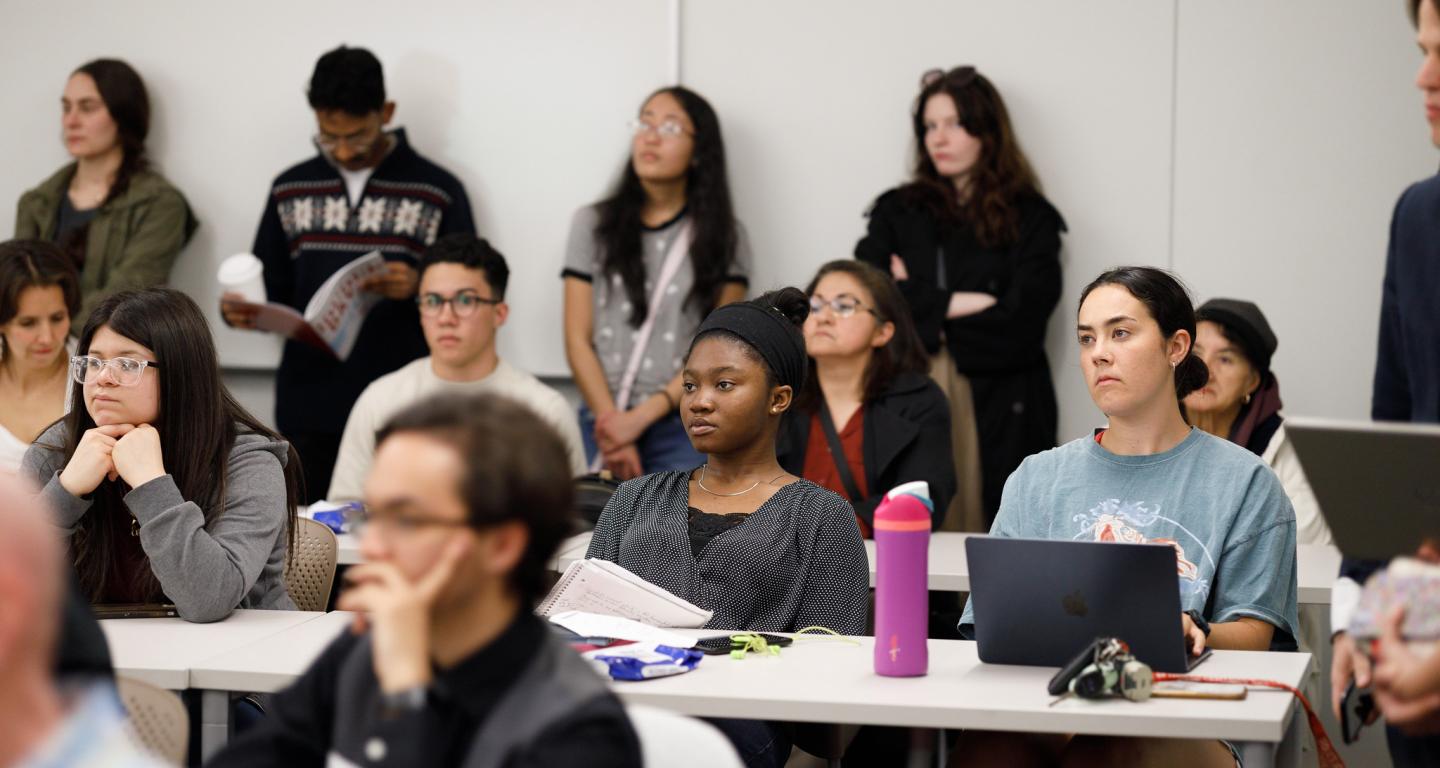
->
[[586, 288, 869, 768]]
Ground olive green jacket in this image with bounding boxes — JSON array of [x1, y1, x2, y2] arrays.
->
[[15, 164, 198, 322]]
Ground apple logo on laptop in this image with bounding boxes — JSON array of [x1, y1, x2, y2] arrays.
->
[[1062, 590, 1088, 617]]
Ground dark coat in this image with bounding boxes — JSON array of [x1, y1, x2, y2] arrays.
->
[[854, 187, 1064, 521], [777, 371, 956, 531]]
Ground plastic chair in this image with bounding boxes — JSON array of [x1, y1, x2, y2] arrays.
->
[[116, 677, 188, 766], [625, 705, 744, 768], [285, 517, 338, 612]]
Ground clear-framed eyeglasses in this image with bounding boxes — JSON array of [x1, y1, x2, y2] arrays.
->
[[808, 296, 878, 319], [70, 356, 160, 387], [313, 130, 381, 157], [416, 290, 501, 318], [628, 118, 691, 140]]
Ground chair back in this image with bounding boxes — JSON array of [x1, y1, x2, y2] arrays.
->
[[285, 517, 338, 612], [625, 705, 744, 768], [117, 677, 188, 766]]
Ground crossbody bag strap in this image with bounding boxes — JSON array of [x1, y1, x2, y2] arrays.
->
[[817, 402, 863, 503]]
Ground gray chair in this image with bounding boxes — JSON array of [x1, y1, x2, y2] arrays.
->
[[117, 676, 188, 766], [284, 517, 338, 612]]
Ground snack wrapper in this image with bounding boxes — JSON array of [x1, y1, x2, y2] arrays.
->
[[584, 643, 703, 681], [1348, 557, 1440, 658]]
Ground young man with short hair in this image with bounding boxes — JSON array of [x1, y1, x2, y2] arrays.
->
[[210, 393, 641, 767], [222, 45, 475, 501], [328, 234, 585, 502]]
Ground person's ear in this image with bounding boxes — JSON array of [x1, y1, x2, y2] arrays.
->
[[493, 302, 509, 328], [1168, 329, 1192, 368], [474, 520, 527, 582], [1245, 368, 1262, 398], [769, 385, 793, 417], [872, 320, 896, 349], [380, 101, 396, 126]]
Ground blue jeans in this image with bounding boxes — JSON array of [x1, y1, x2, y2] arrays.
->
[[579, 405, 704, 475]]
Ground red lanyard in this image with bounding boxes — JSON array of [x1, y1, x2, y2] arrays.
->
[[1152, 673, 1344, 768]]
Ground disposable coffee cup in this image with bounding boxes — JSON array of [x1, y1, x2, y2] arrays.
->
[[218, 253, 266, 304]]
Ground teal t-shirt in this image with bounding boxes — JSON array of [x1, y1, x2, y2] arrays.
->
[[959, 428, 1299, 647]]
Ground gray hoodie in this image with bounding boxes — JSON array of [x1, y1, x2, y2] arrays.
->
[[23, 423, 296, 622]]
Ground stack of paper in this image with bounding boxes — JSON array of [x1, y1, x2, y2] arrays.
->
[[537, 558, 712, 628]]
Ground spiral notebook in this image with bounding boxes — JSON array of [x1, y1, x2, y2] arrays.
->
[[537, 558, 712, 628]]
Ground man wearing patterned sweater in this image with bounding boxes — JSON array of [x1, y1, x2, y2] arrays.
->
[[223, 45, 475, 500]]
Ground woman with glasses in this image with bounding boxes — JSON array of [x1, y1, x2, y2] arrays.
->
[[15, 59, 196, 322], [562, 86, 752, 480], [23, 288, 301, 622], [777, 260, 954, 534], [0, 240, 80, 474], [855, 66, 1065, 533]]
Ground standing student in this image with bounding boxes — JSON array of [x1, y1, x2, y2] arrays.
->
[[587, 289, 869, 767], [222, 45, 475, 502], [1330, 0, 1440, 757], [0, 474, 166, 768], [1183, 298, 1329, 544], [0, 240, 79, 474], [210, 393, 642, 767], [15, 59, 197, 321], [955, 267, 1297, 767], [562, 86, 751, 480], [777, 260, 954, 533], [24, 288, 301, 623], [328, 234, 585, 502], [855, 66, 1065, 532]]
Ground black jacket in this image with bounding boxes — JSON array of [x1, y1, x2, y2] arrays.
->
[[777, 372, 955, 530], [855, 187, 1064, 520]]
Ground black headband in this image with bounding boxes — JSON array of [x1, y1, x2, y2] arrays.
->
[[694, 302, 807, 391]]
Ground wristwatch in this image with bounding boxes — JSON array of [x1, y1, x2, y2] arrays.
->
[[380, 685, 428, 718], [1185, 609, 1212, 637]]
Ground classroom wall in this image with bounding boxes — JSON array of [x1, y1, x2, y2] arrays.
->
[[1, 0, 1433, 444]]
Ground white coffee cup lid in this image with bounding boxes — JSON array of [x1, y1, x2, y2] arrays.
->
[[218, 253, 264, 285]]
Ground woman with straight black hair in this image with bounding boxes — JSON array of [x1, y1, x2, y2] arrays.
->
[[856, 65, 1065, 534], [23, 288, 300, 623], [0, 239, 80, 474], [563, 86, 751, 479], [953, 267, 1297, 767], [15, 59, 197, 321]]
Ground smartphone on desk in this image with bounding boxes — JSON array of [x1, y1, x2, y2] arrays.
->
[[694, 633, 794, 656]]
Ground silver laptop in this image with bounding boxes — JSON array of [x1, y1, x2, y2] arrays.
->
[[1286, 416, 1440, 559]]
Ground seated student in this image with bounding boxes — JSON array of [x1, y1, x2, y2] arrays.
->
[[587, 289, 869, 768], [328, 234, 585, 501], [15, 59, 197, 321], [955, 267, 1298, 767], [1183, 298, 1329, 545], [777, 259, 954, 534], [0, 239, 80, 474], [210, 393, 642, 767], [22, 288, 300, 623], [0, 473, 166, 768]]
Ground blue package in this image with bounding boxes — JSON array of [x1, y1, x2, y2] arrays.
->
[[584, 644, 704, 681], [308, 501, 361, 534]]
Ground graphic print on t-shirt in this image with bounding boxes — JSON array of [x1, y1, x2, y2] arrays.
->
[[1072, 499, 1218, 603]]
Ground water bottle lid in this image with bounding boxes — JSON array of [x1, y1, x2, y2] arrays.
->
[[873, 492, 932, 531]]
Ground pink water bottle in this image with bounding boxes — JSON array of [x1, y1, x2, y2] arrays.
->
[[873, 480, 932, 677]]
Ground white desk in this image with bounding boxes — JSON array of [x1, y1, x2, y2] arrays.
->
[[560, 531, 1341, 605], [179, 619, 1308, 766], [100, 609, 324, 690], [337, 531, 594, 569]]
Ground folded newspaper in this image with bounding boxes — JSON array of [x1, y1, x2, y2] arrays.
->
[[537, 558, 713, 628], [233, 251, 388, 361]]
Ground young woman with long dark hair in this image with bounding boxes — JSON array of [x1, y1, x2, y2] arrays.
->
[[562, 86, 751, 479], [23, 288, 300, 622], [855, 66, 1065, 532], [14, 59, 197, 321], [0, 240, 79, 473]]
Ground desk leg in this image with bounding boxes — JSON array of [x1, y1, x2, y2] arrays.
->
[[200, 690, 232, 760], [1236, 741, 1275, 768]]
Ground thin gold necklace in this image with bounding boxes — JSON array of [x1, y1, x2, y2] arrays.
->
[[697, 464, 760, 497]]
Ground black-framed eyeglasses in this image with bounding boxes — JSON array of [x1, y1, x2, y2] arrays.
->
[[345, 503, 475, 537], [808, 296, 877, 319], [1340, 681, 1377, 745], [69, 356, 159, 387], [416, 291, 501, 318], [920, 65, 978, 89]]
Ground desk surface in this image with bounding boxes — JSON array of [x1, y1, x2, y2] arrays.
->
[[177, 617, 1307, 744], [101, 609, 324, 689], [558, 532, 1341, 605]]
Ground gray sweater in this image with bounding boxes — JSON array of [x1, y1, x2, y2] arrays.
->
[[23, 423, 296, 622]]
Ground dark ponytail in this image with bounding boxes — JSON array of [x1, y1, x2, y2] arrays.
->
[[1079, 266, 1209, 405]]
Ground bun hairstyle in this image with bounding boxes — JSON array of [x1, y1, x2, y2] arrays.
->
[[761, 286, 810, 329], [1078, 266, 1209, 403]]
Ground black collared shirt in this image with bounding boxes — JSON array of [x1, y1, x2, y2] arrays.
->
[[208, 611, 640, 768]]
